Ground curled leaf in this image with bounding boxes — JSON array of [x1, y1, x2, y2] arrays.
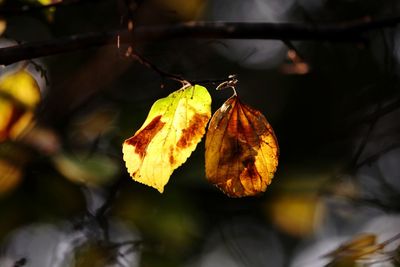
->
[[122, 84, 211, 193], [205, 95, 279, 197]]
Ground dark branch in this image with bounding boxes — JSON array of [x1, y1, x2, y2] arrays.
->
[[2, 17, 400, 65], [94, 176, 126, 219], [0, 0, 101, 15]]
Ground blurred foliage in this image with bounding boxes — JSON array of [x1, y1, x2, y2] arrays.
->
[[152, 0, 206, 20], [0, 158, 22, 196], [0, 0, 400, 266], [53, 151, 119, 186], [0, 69, 40, 141], [0, 19, 6, 36], [324, 233, 400, 267]]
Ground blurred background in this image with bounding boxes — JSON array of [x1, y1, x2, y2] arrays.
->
[[0, 0, 400, 266]]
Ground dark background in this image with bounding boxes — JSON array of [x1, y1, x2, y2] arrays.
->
[[0, 0, 400, 266]]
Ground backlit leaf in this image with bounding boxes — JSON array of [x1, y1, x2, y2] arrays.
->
[[205, 95, 279, 197], [122, 84, 211, 193], [0, 70, 41, 141]]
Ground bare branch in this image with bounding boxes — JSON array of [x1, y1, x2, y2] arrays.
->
[[129, 51, 186, 83], [2, 17, 400, 65], [0, 0, 101, 15], [129, 49, 238, 86]]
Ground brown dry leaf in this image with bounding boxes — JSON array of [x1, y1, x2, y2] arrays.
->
[[205, 95, 279, 197]]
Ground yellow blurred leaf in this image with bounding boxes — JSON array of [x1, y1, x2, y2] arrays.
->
[[0, 70, 40, 107], [37, 0, 61, 5], [0, 19, 6, 36], [269, 194, 324, 237], [266, 169, 331, 236], [205, 94, 279, 197], [122, 84, 211, 193], [0, 70, 41, 141], [153, 0, 205, 20]]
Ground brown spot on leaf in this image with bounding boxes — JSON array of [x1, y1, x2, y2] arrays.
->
[[169, 147, 175, 165], [177, 113, 209, 148], [241, 158, 262, 192], [125, 115, 165, 158]]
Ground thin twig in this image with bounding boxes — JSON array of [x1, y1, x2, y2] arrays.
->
[[129, 50, 237, 86], [2, 16, 400, 65], [282, 40, 306, 62], [355, 143, 400, 168], [349, 103, 382, 168], [95, 176, 125, 219], [130, 52, 186, 83], [357, 96, 400, 124]]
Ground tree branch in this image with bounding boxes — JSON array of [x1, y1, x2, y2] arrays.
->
[[2, 16, 400, 65], [0, 0, 101, 15]]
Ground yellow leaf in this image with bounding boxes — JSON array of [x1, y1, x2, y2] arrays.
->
[[0, 70, 40, 107], [0, 70, 41, 141], [205, 95, 279, 197], [122, 84, 211, 193]]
